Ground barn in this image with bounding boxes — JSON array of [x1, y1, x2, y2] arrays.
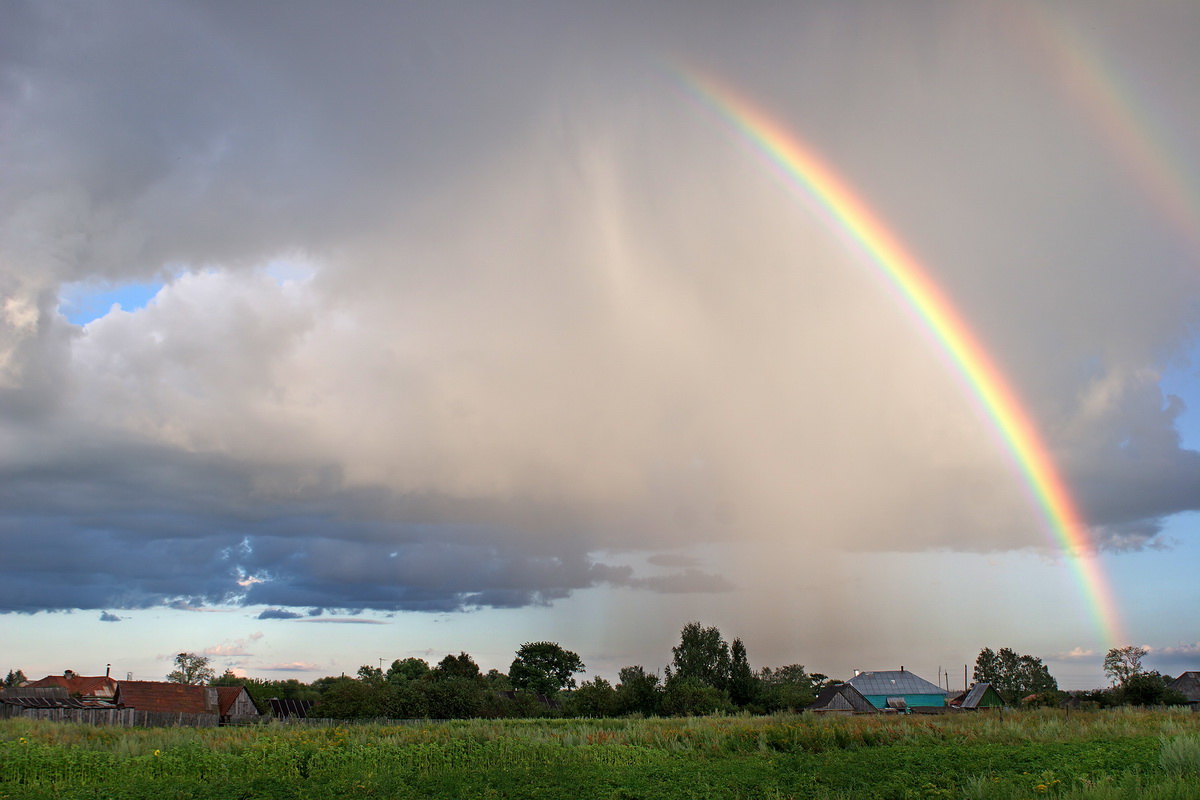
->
[[806, 683, 877, 714]]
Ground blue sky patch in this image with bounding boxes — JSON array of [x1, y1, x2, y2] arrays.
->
[[59, 280, 165, 326]]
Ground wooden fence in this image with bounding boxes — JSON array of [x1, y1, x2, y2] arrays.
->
[[0, 705, 266, 727], [0, 703, 448, 728]]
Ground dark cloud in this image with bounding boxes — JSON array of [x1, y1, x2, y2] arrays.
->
[[99, 611, 122, 622], [257, 608, 302, 620]]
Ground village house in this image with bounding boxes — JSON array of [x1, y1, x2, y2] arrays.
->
[[1166, 671, 1200, 708], [846, 668, 949, 711], [24, 670, 118, 699]]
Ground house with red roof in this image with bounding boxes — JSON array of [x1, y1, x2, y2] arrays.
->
[[24, 670, 118, 699], [114, 681, 258, 721]]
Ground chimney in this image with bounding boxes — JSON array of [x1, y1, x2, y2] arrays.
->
[[106, 664, 111, 678], [853, 669, 860, 677], [64, 669, 75, 680], [900, 666, 904, 672]]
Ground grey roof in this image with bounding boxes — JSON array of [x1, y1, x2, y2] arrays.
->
[[1167, 671, 1200, 701], [847, 670, 946, 696], [808, 683, 876, 713], [959, 682, 1001, 709]]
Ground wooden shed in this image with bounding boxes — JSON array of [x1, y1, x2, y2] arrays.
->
[[1167, 672, 1200, 707], [949, 682, 1005, 709], [806, 683, 877, 714]]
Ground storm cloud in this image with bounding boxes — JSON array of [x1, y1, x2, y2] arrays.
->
[[3, 0, 1200, 623]]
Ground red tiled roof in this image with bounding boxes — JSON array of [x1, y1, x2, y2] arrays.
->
[[25, 675, 118, 697], [114, 681, 218, 714]]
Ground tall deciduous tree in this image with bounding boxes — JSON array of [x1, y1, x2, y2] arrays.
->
[[667, 622, 730, 691], [757, 664, 816, 711], [509, 641, 585, 696], [166, 652, 216, 685], [615, 665, 661, 716], [1103, 646, 1148, 687], [972, 647, 1057, 703], [728, 638, 757, 706], [433, 652, 484, 682], [386, 657, 431, 683], [3, 669, 27, 687]]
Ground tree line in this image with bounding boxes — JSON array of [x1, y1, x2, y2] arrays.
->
[[213, 622, 835, 719], [7, 631, 1189, 719]]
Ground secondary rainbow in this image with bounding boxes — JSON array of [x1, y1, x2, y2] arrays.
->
[[682, 71, 1122, 647], [1012, 4, 1200, 257]]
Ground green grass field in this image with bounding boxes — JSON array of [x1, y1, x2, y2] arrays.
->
[[2, 709, 1198, 799]]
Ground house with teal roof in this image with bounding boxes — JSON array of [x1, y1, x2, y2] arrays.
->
[[846, 668, 948, 710]]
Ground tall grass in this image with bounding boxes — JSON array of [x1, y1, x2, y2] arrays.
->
[[1, 708, 1197, 799]]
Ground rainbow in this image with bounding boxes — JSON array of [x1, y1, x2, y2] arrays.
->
[[681, 71, 1122, 647], [1011, 5, 1200, 256]]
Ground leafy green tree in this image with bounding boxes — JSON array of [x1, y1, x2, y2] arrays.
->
[[1112, 671, 1187, 706], [432, 652, 485, 683], [424, 677, 487, 718], [509, 642, 585, 696], [728, 638, 758, 707], [386, 657, 430, 683], [566, 676, 619, 717], [309, 677, 391, 719], [1103, 646, 1148, 687], [4, 669, 28, 687], [166, 652, 216, 685], [615, 665, 661, 716], [211, 669, 244, 686], [484, 668, 512, 690], [972, 647, 1057, 703], [757, 664, 816, 711], [667, 622, 730, 691], [660, 676, 733, 716], [357, 664, 385, 684]]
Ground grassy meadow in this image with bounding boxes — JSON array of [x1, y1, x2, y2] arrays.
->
[[1, 708, 1198, 799]]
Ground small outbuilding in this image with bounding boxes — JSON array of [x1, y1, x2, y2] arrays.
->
[[216, 686, 259, 720], [847, 668, 948, 710], [114, 681, 259, 722], [1167, 672, 1200, 707], [269, 698, 315, 719], [949, 682, 1005, 709], [806, 683, 877, 714]]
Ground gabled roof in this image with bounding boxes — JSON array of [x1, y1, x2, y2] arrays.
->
[[114, 681, 218, 714], [215, 686, 256, 715], [957, 682, 1004, 709], [1167, 671, 1200, 701], [808, 683, 876, 713], [847, 670, 946, 696], [1, 686, 114, 708], [24, 675, 118, 697]]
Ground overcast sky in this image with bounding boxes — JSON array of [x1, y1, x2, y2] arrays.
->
[[3, 0, 1199, 689]]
